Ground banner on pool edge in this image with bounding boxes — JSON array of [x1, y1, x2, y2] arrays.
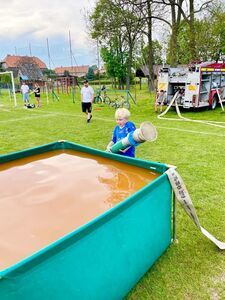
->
[[166, 168, 225, 250]]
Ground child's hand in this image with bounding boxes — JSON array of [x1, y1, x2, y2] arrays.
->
[[106, 141, 114, 152], [106, 145, 112, 152]]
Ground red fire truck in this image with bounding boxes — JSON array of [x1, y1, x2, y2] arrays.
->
[[157, 62, 225, 109]]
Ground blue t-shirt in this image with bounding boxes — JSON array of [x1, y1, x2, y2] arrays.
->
[[112, 121, 136, 157]]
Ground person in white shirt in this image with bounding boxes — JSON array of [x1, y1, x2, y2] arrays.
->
[[21, 82, 30, 106], [80, 80, 94, 123]]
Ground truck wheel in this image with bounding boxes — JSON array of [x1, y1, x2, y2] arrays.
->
[[210, 95, 217, 110]]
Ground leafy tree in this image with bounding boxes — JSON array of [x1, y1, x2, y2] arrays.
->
[[142, 40, 163, 65], [86, 67, 95, 81], [43, 69, 57, 79], [0, 73, 11, 84], [90, 65, 98, 71], [64, 70, 70, 76], [101, 42, 128, 88], [0, 62, 4, 72], [211, 5, 225, 57], [145, 0, 213, 65], [90, 0, 143, 89], [176, 3, 225, 63]]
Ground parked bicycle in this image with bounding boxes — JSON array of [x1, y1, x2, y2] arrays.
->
[[94, 88, 111, 104], [109, 95, 130, 109]]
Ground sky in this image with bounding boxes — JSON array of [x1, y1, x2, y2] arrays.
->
[[0, 0, 96, 68]]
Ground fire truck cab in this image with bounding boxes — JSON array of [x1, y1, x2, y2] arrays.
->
[[157, 62, 225, 109]]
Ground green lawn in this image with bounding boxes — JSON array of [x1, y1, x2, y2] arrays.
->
[[0, 86, 225, 299]]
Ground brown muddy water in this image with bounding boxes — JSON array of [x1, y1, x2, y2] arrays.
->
[[0, 150, 159, 269]]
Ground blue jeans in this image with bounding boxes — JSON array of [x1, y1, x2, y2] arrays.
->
[[23, 93, 29, 102]]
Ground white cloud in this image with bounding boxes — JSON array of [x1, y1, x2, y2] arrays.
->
[[0, 0, 95, 65]]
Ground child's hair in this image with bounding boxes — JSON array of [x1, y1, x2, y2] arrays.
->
[[115, 108, 130, 119]]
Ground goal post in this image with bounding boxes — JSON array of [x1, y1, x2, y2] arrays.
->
[[0, 71, 17, 107]]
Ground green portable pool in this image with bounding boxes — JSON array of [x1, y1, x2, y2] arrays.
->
[[0, 141, 173, 300]]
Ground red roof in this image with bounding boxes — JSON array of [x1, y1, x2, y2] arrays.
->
[[54, 66, 89, 74], [3, 55, 47, 69]]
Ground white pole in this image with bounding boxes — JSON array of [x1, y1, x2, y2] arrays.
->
[[45, 82, 49, 104], [0, 71, 17, 107], [10, 71, 17, 107], [8, 84, 12, 101], [216, 88, 224, 111]]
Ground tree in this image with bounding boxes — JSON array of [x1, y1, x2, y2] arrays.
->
[[110, 0, 168, 90], [90, 0, 144, 89], [0, 73, 11, 84], [64, 70, 70, 77], [86, 67, 95, 81], [142, 40, 163, 66], [101, 42, 128, 88], [165, 0, 213, 64], [176, 2, 225, 63], [210, 2, 225, 58], [90, 65, 98, 71], [140, 0, 156, 91], [43, 69, 57, 79], [0, 62, 4, 72]]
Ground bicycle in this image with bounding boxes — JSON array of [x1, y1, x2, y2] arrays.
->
[[109, 95, 130, 109], [94, 89, 111, 105]]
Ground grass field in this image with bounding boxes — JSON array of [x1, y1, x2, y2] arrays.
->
[[0, 86, 225, 299]]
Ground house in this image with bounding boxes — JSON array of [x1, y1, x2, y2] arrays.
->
[[94, 66, 106, 75], [54, 66, 89, 78], [1, 55, 47, 81]]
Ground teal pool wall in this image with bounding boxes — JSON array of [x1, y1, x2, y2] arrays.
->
[[0, 141, 172, 300]]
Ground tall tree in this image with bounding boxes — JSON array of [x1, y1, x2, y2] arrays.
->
[[86, 67, 95, 81], [166, 0, 212, 63], [90, 0, 144, 89], [144, 0, 155, 90], [115, 0, 169, 90]]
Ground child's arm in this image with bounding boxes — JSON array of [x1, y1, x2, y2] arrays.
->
[[106, 127, 118, 152], [106, 141, 114, 152], [29, 89, 35, 95]]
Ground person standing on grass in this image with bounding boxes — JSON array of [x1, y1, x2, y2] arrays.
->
[[81, 80, 94, 123], [155, 90, 165, 113], [106, 108, 136, 158], [33, 83, 42, 107], [21, 82, 30, 107]]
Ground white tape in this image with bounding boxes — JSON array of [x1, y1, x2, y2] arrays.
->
[[166, 168, 225, 250]]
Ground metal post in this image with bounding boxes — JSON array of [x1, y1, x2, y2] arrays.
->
[[45, 82, 49, 104], [46, 38, 51, 70], [97, 38, 100, 88], [10, 72, 17, 107]]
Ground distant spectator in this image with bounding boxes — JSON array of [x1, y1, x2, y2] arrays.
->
[[155, 90, 166, 113], [81, 80, 94, 123], [21, 82, 30, 107], [33, 83, 41, 108]]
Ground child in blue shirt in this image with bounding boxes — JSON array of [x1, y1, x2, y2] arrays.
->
[[106, 108, 136, 157]]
